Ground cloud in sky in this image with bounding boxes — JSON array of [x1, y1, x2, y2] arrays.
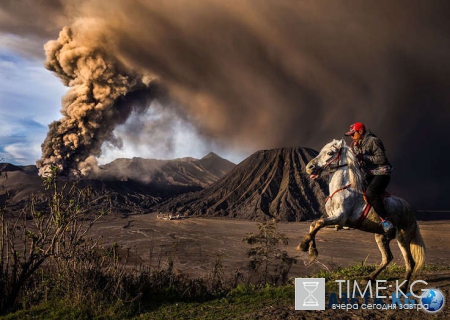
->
[[1, 0, 450, 208]]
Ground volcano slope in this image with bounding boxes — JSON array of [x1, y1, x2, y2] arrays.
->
[[156, 147, 328, 221]]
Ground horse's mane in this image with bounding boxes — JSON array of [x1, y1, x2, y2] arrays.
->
[[341, 144, 365, 194]]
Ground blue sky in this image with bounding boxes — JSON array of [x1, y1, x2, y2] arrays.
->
[[0, 48, 65, 165]]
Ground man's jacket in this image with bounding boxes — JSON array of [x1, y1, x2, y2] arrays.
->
[[350, 130, 392, 175]]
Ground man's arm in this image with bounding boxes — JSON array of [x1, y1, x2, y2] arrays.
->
[[363, 138, 388, 165]]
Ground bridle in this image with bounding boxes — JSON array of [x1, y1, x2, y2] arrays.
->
[[322, 146, 349, 173], [321, 146, 352, 203]]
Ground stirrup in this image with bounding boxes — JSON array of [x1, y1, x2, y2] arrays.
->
[[380, 220, 393, 233]]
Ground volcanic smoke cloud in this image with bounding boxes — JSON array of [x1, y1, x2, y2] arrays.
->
[[37, 25, 162, 177], [1, 0, 450, 208]]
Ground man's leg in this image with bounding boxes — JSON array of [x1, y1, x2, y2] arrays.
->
[[366, 175, 392, 232]]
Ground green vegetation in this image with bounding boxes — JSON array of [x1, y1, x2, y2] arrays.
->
[[1, 283, 294, 320], [3, 262, 448, 319]]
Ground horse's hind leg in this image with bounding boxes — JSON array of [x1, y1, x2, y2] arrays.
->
[[367, 233, 393, 281], [397, 233, 416, 289]]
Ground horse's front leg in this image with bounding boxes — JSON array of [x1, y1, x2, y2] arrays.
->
[[297, 215, 342, 261], [297, 219, 324, 253]]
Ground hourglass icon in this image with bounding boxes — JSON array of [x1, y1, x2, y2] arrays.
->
[[303, 282, 319, 306]]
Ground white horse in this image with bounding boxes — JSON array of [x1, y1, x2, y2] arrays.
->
[[298, 139, 425, 288]]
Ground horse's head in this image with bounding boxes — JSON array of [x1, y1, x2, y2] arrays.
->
[[306, 139, 346, 180]]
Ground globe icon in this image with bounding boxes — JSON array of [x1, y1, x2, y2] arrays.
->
[[420, 288, 445, 313]]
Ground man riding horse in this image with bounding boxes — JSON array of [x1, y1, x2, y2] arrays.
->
[[301, 136, 424, 288], [345, 122, 394, 234]]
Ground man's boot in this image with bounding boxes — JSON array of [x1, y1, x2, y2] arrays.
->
[[381, 220, 393, 233]]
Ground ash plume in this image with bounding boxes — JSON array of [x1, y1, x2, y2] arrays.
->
[[36, 26, 162, 177]]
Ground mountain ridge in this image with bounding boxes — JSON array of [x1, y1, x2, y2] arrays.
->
[[95, 152, 235, 187], [0, 153, 235, 212]]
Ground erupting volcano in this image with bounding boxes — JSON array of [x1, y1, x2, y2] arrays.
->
[[36, 26, 164, 178]]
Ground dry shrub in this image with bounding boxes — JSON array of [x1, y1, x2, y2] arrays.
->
[[243, 220, 297, 285]]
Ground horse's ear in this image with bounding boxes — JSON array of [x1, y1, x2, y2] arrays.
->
[[332, 139, 341, 149], [341, 137, 347, 146], [335, 138, 344, 148]]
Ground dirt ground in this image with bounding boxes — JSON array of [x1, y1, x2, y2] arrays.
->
[[91, 214, 450, 277]]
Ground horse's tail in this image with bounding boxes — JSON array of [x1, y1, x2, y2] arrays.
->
[[410, 220, 426, 274]]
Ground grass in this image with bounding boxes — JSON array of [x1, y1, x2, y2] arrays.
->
[[1, 285, 294, 320], [138, 284, 294, 320], [4, 262, 448, 319], [1, 299, 134, 320]]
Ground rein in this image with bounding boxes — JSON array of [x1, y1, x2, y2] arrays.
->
[[328, 163, 349, 172], [325, 184, 351, 203]]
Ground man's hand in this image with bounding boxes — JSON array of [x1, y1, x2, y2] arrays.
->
[[356, 153, 364, 161]]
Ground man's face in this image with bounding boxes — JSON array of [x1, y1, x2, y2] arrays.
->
[[351, 130, 363, 142]]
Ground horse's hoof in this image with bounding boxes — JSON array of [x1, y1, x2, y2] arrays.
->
[[309, 254, 318, 263], [309, 248, 318, 261], [298, 241, 309, 252]]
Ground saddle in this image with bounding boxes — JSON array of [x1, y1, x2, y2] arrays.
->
[[362, 191, 391, 204]]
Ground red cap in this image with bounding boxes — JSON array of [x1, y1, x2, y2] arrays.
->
[[345, 122, 365, 136]]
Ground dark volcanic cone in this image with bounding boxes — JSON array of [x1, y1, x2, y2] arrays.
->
[[156, 147, 327, 221]]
